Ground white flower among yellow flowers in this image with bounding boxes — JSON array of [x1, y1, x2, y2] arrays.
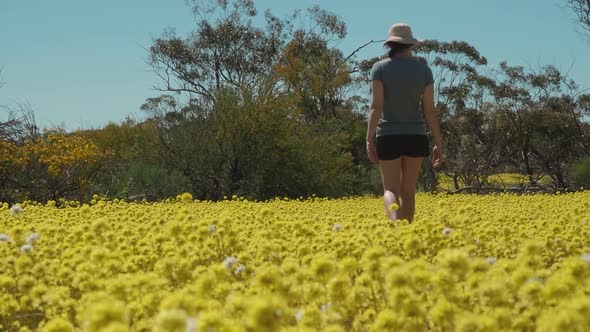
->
[[295, 309, 304, 322], [234, 264, 246, 276], [25, 232, 40, 244], [9, 204, 23, 216], [223, 256, 238, 271], [442, 227, 452, 236], [19, 243, 33, 253]]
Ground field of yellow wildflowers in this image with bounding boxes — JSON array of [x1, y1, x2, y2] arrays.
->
[[1, 192, 590, 332]]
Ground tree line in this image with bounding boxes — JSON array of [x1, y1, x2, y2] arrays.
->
[[1, 0, 590, 203]]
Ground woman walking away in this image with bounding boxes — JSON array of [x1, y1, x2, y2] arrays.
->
[[366, 23, 443, 223]]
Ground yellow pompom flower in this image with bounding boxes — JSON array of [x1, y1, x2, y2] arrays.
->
[[310, 255, 336, 281], [429, 297, 457, 330], [327, 275, 351, 302], [96, 322, 129, 332], [40, 317, 75, 332], [299, 306, 322, 329], [179, 192, 193, 203], [81, 299, 129, 332], [80, 204, 91, 216], [154, 309, 188, 332], [253, 265, 282, 291], [370, 309, 400, 332], [436, 249, 470, 279], [246, 296, 287, 332], [198, 310, 234, 332], [455, 313, 496, 332]]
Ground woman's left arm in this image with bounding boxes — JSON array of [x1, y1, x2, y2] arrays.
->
[[366, 80, 384, 163]]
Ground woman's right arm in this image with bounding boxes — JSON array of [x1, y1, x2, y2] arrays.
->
[[423, 83, 443, 168]]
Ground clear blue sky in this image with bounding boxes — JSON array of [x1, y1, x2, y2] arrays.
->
[[1, 0, 589, 130]]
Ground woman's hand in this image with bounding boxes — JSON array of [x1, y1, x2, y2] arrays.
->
[[432, 144, 443, 170], [367, 140, 379, 164]]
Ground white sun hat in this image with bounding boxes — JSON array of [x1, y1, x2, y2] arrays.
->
[[383, 23, 422, 46]]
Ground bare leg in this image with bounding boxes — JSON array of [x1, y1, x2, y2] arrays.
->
[[398, 157, 424, 222], [379, 159, 402, 221]]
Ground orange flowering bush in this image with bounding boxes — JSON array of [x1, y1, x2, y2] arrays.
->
[[0, 131, 110, 201], [9, 133, 104, 176]]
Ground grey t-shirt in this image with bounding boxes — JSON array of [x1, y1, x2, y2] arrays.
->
[[369, 57, 434, 137]]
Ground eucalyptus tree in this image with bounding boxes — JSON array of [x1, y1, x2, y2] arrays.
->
[[567, 0, 590, 42], [490, 62, 589, 189], [145, 0, 363, 199]]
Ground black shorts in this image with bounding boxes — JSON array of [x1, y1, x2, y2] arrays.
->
[[376, 134, 429, 160]]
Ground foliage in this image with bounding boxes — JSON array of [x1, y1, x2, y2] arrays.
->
[[82, 117, 158, 163], [415, 40, 497, 191], [1, 193, 590, 330], [491, 62, 590, 189], [0, 130, 110, 202], [566, 0, 590, 42], [142, 0, 369, 200], [141, 88, 360, 200], [571, 156, 590, 189], [109, 162, 190, 200]]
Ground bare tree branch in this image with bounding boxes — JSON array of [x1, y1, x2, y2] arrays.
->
[[344, 39, 384, 63], [566, 0, 590, 42], [0, 101, 40, 144]]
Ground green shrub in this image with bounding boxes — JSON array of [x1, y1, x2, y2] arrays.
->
[[113, 162, 190, 199], [570, 156, 590, 189]]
